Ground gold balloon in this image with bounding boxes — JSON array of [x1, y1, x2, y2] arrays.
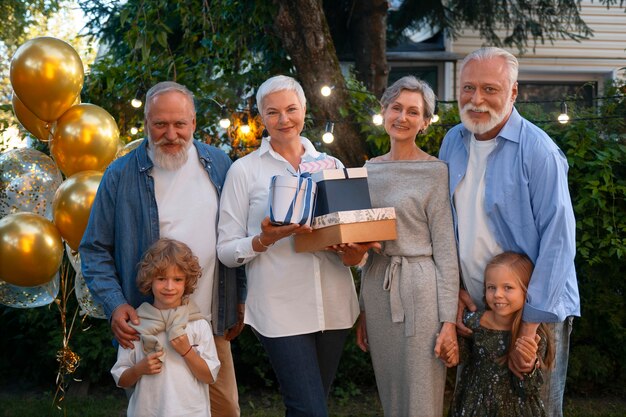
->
[[10, 37, 84, 122], [12, 92, 53, 141], [115, 138, 145, 159], [50, 103, 121, 177], [0, 212, 63, 287], [52, 171, 103, 251]]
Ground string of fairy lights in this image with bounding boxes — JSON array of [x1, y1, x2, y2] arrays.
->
[[126, 85, 624, 144]]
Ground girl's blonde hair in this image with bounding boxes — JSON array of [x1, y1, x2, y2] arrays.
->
[[136, 238, 202, 300], [485, 251, 554, 369]]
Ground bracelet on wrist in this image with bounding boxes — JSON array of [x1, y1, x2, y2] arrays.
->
[[256, 234, 273, 250], [181, 344, 198, 357]]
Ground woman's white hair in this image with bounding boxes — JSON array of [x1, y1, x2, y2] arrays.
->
[[256, 75, 306, 110], [380, 75, 436, 120]]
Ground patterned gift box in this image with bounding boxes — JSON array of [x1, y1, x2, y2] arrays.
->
[[294, 207, 397, 253], [311, 207, 396, 229]]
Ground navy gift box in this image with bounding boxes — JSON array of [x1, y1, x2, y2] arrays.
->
[[311, 168, 372, 217]]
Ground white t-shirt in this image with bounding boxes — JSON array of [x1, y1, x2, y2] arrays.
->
[[217, 137, 359, 337], [454, 134, 502, 309], [151, 145, 219, 319], [111, 319, 220, 417]]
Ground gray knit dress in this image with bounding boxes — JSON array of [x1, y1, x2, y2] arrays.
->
[[361, 160, 459, 417]]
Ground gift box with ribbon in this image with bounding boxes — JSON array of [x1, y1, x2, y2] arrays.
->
[[268, 173, 317, 226], [311, 167, 372, 217], [294, 207, 397, 253], [299, 158, 337, 174]]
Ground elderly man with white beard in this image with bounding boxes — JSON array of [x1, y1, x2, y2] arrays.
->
[[439, 47, 580, 417], [80, 81, 245, 417]]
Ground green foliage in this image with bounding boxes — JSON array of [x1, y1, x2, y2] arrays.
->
[[78, 0, 292, 152], [539, 84, 626, 394], [232, 327, 275, 388], [0, 266, 116, 391], [333, 330, 373, 402], [420, 103, 459, 156], [0, 1, 62, 47], [0, 304, 116, 389]]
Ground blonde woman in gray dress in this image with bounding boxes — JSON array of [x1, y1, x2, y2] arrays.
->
[[341, 76, 460, 416]]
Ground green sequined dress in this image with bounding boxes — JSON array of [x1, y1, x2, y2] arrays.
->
[[448, 310, 546, 417]]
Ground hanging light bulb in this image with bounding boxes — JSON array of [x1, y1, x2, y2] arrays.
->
[[322, 121, 334, 144], [130, 126, 139, 135], [219, 105, 230, 129], [208, 99, 231, 129], [320, 85, 333, 97], [219, 117, 231, 129], [131, 89, 143, 108], [558, 102, 570, 124], [219, 105, 231, 129], [240, 114, 251, 134], [372, 113, 383, 126]]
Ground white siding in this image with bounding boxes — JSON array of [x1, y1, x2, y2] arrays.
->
[[442, 0, 626, 99]]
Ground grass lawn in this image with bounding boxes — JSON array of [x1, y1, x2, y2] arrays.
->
[[1, 385, 625, 417]]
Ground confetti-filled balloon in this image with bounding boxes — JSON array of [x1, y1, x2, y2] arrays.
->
[[0, 147, 63, 220], [0, 212, 64, 287], [0, 273, 59, 308], [65, 243, 105, 318]]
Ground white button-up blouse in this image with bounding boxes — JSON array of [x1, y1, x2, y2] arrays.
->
[[217, 137, 359, 337]]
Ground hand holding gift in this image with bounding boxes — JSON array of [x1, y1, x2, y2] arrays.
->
[[253, 216, 312, 252], [327, 242, 381, 267]]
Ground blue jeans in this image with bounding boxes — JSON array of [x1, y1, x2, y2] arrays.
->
[[542, 316, 574, 417], [254, 328, 350, 417]]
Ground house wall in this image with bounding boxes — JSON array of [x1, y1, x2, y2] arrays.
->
[[442, 0, 626, 100]]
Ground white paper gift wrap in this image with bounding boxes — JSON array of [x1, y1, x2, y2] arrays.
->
[[269, 174, 317, 226]]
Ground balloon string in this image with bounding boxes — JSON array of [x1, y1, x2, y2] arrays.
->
[[52, 259, 86, 411]]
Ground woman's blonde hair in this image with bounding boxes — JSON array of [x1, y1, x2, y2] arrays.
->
[[136, 238, 202, 299], [485, 251, 554, 369]]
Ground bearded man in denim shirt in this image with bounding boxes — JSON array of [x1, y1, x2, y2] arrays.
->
[[439, 47, 580, 417], [80, 81, 245, 417]]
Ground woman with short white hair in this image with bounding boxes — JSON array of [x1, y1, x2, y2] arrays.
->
[[217, 75, 371, 417]]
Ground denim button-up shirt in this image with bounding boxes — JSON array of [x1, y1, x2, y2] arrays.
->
[[79, 139, 245, 335], [439, 108, 580, 323]]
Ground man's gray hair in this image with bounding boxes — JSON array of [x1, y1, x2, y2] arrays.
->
[[144, 81, 196, 118], [380, 75, 436, 120], [460, 47, 519, 87], [256, 75, 307, 111]]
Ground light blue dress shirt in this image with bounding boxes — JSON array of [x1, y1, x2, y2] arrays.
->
[[439, 108, 580, 323]]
